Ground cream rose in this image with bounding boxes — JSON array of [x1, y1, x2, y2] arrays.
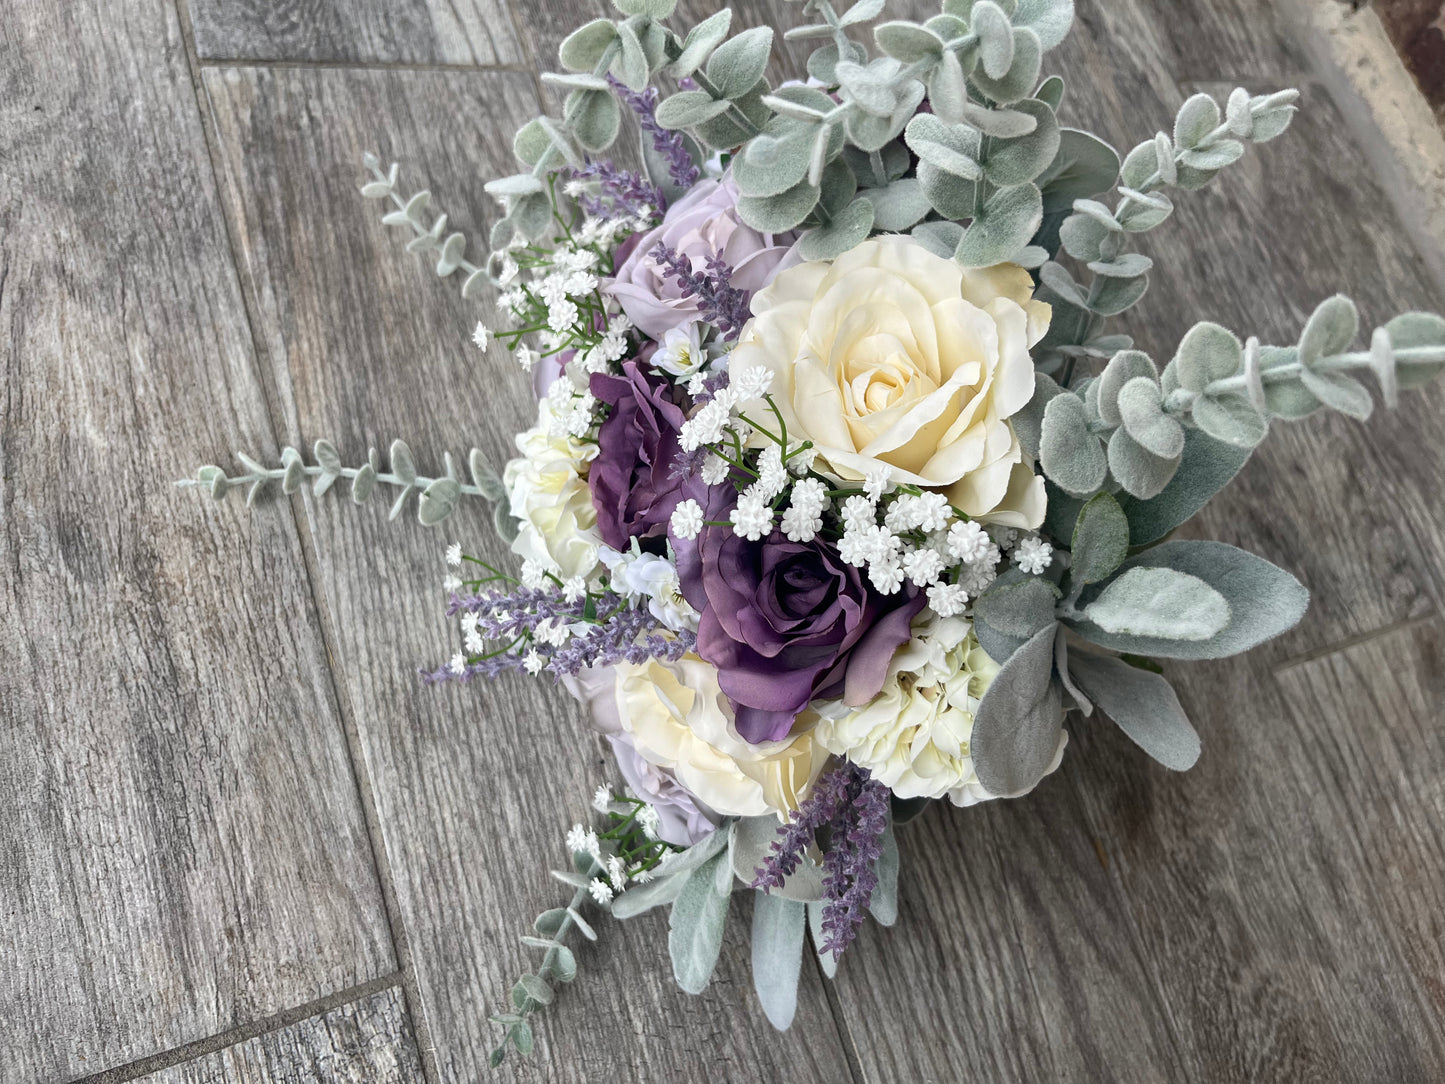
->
[[612, 654, 831, 819], [504, 389, 601, 581], [813, 616, 1066, 804], [728, 235, 1051, 528]]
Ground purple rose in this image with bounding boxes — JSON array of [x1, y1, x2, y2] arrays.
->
[[606, 174, 793, 339], [676, 496, 926, 744], [588, 359, 688, 551]]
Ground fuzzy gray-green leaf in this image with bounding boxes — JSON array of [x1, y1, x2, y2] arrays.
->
[[971, 623, 1065, 797], [1108, 428, 1179, 500], [1069, 492, 1130, 588], [668, 852, 732, 995], [707, 26, 773, 99], [1118, 429, 1252, 546], [751, 892, 805, 1031], [1067, 653, 1201, 771], [956, 181, 1043, 268], [1039, 391, 1107, 497], [1084, 566, 1231, 641], [1070, 540, 1309, 659]]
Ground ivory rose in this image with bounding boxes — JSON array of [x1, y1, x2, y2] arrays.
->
[[503, 386, 601, 581], [728, 235, 1051, 528], [610, 653, 831, 819]]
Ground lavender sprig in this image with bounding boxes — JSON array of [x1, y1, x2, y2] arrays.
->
[[607, 76, 700, 194], [569, 160, 664, 223], [752, 763, 891, 958], [651, 244, 752, 340]]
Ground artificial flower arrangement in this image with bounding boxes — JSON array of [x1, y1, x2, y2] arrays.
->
[[184, 0, 1445, 1065]]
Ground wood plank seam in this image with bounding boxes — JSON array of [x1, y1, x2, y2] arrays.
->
[[1271, 610, 1443, 675], [193, 57, 541, 74], [169, 4, 442, 1082], [69, 973, 406, 1084]]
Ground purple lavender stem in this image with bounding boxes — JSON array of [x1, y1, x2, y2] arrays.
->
[[607, 76, 700, 193], [651, 243, 752, 340]]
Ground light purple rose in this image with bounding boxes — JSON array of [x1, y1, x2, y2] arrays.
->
[[606, 174, 793, 339], [561, 665, 716, 846]]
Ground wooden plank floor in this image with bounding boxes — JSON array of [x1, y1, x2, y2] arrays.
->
[[2, 0, 1442, 1080]]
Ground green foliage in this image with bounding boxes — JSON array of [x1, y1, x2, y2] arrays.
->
[[668, 852, 733, 994], [359, 155, 489, 299], [751, 892, 806, 1031], [179, 440, 506, 527]]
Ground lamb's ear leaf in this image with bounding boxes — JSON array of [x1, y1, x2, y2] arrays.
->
[[668, 852, 732, 995], [751, 892, 805, 1031], [731, 816, 823, 902], [1067, 541, 1309, 659], [610, 870, 686, 918], [1067, 653, 1201, 771], [867, 816, 899, 927], [1117, 428, 1253, 546], [973, 572, 1059, 662], [971, 624, 1065, 797], [1068, 492, 1130, 589], [1082, 567, 1231, 642]]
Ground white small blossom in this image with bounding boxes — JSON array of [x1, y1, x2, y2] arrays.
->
[[497, 257, 519, 286], [520, 559, 550, 589], [563, 179, 587, 198], [885, 495, 922, 533], [680, 400, 730, 451], [699, 454, 730, 486], [471, 322, 490, 352], [445, 542, 462, 567], [547, 298, 579, 333], [464, 627, 485, 655], [537, 618, 573, 647], [947, 520, 992, 563], [731, 494, 774, 541], [780, 503, 824, 543], [607, 854, 629, 892], [837, 528, 868, 568], [841, 495, 877, 533], [864, 466, 893, 501], [755, 446, 788, 500], [903, 547, 947, 588], [565, 823, 588, 853], [988, 525, 1020, 551], [654, 323, 707, 378], [913, 492, 952, 533], [858, 524, 902, 565], [522, 650, 546, 675], [500, 287, 525, 311], [787, 444, 817, 477], [448, 652, 466, 676], [581, 828, 601, 858], [686, 372, 710, 396], [670, 499, 705, 540], [870, 559, 905, 595], [638, 804, 661, 841], [633, 865, 657, 884], [790, 477, 828, 516], [710, 386, 741, 414], [927, 581, 970, 617], [733, 365, 775, 400], [459, 610, 479, 634], [588, 878, 614, 905], [592, 785, 613, 813], [958, 552, 1001, 596], [1015, 537, 1054, 575], [563, 270, 599, 297], [562, 575, 588, 602], [442, 574, 462, 593]]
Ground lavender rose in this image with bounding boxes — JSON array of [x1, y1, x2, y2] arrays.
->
[[588, 359, 689, 551], [606, 175, 793, 339], [677, 495, 926, 743]]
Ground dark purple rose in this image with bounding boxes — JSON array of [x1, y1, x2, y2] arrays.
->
[[589, 359, 688, 551], [676, 495, 925, 743]]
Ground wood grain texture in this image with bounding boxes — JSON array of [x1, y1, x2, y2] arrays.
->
[[187, 0, 525, 66], [0, 3, 395, 1082], [133, 988, 423, 1084], [201, 65, 857, 1083]]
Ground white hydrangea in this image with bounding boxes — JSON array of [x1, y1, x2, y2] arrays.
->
[[814, 616, 1067, 805]]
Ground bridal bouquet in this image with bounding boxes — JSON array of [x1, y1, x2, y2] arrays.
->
[[185, 0, 1445, 1065]]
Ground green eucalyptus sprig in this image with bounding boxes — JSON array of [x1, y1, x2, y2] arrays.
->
[[1036, 87, 1301, 372], [1021, 297, 1445, 506], [178, 439, 516, 534], [359, 154, 489, 300]]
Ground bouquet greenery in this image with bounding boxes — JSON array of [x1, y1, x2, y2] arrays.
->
[[184, 0, 1445, 1065]]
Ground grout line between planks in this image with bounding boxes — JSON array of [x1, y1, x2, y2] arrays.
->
[[194, 56, 538, 74], [71, 973, 405, 1083], [169, 3, 444, 1082], [1272, 611, 1442, 674]]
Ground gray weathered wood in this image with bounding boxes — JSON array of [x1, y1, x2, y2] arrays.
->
[[0, 3, 396, 1082], [187, 0, 525, 66], [134, 988, 423, 1083], [200, 65, 858, 1082]]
